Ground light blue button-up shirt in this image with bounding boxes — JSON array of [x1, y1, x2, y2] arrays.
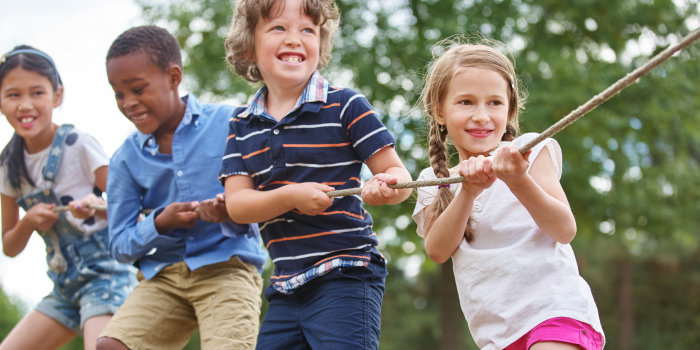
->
[[107, 94, 267, 279]]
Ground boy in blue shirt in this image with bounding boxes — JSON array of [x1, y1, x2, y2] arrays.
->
[[96, 25, 267, 350], [220, 1, 412, 348]]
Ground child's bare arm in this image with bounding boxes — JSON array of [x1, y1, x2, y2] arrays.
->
[[363, 147, 412, 205], [494, 145, 576, 243], [2, 194, 58, 257], [224, 175, 334, 224], [423, 156, 495, 263]]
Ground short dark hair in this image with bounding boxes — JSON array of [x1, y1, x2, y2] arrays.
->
[[106, 25, 182, 71]]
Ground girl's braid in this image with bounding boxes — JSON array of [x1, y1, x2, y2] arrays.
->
[[424, 119, 475, 242]]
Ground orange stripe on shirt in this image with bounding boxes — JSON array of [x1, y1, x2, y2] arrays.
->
[[290, 209, 365, 220], [226, 134, 236, 141], [347, 110, 375, 130], [322, 103, 341, 109], [265, 230, 338, 249], [242, 147, 270, 159], [257, 181, 298, 190], [283, 142, 350, 148]]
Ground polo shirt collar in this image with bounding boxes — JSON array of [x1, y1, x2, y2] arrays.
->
[[238, 71, 328, 119]]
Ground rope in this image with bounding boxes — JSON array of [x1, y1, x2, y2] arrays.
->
[[53, 203, 107, 212], [326, 27, 700, 198]]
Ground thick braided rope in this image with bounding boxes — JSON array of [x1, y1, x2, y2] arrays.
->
[[327, 27, 700, 198]]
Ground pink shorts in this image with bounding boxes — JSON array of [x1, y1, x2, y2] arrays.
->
[[505, 317, 603, 350]]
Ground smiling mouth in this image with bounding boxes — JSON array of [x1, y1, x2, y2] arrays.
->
[[280, 54, 304, 63], [467, 129, 493, 138], [20, 117, 36, 124], [129, 113, 149, 122]]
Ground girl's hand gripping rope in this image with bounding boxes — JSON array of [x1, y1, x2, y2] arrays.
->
[[68, 193, 106, 220], [458, 155, 497, 198], [490, 146, 532, 186], [26, 202, 59, 232]]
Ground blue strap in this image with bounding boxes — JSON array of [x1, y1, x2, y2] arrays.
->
[[42, 124, 75, 182]]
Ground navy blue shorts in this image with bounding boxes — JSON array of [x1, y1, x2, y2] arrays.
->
[[256, 254, 387, 350]]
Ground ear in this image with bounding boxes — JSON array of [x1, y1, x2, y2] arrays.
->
[[167, 65, 183, 88], [53, 85, 64, 108], [434, 107, 446, 127]]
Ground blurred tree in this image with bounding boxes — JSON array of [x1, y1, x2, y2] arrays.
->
[[136, 0, 699, 348], [0, 287, 24, 340]]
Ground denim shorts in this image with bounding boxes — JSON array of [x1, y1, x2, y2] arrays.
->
[[256, 254, 387, 350], [35, 230, 136, 333]]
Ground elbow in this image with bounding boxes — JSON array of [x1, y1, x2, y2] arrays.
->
[[427, 252, 450, 264], [109, 239, 137, 264], [2, 240, 20, 257], [555, 221, 577, 244], [110, 247, 132, 264], [3, 247, 19, 258], [425, 245, 450, 264], [226, 206, 254, 225]]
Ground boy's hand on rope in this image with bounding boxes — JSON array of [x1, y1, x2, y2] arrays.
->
[[25, 203, 59, 232], [362, 173, 400, 205], [491, 145, 532, 186], [68, 193, 104, 220], [154, 201, 200, 234], [198, 194, 229, 223], [289, 182, 335, 216], [458, 155, 497, 197]]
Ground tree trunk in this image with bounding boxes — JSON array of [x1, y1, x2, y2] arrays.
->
[[618, 257, 635, 350], [438, 259, 467, 350]]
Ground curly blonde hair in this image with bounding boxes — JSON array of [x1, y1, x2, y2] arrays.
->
[[225, 0, 340, 83], [420, 39, 527, 242]]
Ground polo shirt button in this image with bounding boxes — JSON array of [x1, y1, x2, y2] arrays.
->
[[273, 129, 280, 135], [177, 170, 184, 176]]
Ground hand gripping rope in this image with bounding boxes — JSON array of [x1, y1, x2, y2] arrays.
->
[[51, 27, 700, 209], [325, 27, 700, 198]]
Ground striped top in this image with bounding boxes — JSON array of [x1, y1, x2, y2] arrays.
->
[[219, 72, 394, 294]]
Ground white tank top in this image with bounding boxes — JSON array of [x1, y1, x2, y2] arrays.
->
[[413, 133, 604, 349]]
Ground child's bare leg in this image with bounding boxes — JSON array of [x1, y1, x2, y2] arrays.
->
[[83, 315, 112, 350], [0, 310, 75, 350]]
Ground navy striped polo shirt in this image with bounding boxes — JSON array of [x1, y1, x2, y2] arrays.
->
[[220, 72, 394, 294]]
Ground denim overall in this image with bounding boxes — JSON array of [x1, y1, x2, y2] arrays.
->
[[16, 124, 135, 332]]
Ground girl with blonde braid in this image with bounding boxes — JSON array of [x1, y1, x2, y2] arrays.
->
[[412, 40, 605, 350]]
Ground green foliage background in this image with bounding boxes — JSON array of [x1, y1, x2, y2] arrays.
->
[[2, 0, 698, 349]]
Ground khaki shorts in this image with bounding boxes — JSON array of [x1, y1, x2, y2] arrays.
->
[[99, 257, 263, 350]]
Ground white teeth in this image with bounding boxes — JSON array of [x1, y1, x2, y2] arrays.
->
[[131, 113, 148, 121], [21, 117, 34, 123], [282, 56, 302, 63]]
